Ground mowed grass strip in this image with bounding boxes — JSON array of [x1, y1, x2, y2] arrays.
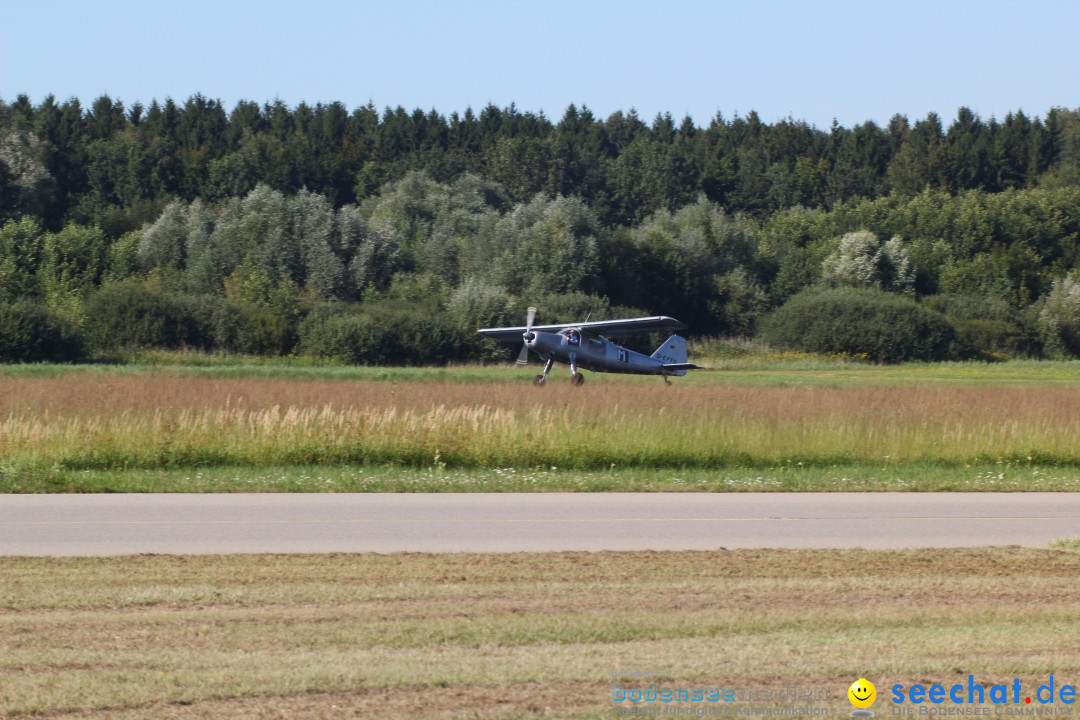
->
[[12, 462, 1080, 493], [4, 374, 1080, 478], [6, 357, 1080, 387], [2, 549, 1080, 719]]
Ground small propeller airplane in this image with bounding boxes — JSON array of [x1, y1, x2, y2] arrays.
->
[[478, 307, 705, 385]]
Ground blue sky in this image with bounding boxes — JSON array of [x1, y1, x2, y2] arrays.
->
[[2, 0, 1077, 130]]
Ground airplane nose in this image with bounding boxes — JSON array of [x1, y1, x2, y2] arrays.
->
[[523, 331, 536, 344]]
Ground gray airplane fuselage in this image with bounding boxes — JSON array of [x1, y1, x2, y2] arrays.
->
[[476, 312, 702, 384], [527, 328, 684, 376]]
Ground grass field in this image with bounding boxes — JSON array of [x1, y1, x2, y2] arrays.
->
[[3, 548, 1080, 718], [4, 361, 1080, 492], [7, 355, 1080, 386], [11, 462, 1080, 493], [4, 360, 1078, 718]]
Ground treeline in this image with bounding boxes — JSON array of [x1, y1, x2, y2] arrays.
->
[[2, 94, 1080, 364], [5, 94, 1080, 232]]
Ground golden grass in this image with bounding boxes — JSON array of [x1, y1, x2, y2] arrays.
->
[[3, 550, 1080, 718], [3, 374, 1080, 471]]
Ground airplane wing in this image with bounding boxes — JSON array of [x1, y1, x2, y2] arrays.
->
[[476, 323, 573, 341], [573, 316, 689, 337], [478, 316, 688, 340]]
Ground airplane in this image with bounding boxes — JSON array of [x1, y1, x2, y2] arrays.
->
[[478, 307, 705, 385]]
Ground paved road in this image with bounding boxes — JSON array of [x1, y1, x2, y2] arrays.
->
[[2, 493, 1078, 555]]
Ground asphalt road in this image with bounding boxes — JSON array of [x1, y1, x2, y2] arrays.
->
[[2, 493, 1078, 556]]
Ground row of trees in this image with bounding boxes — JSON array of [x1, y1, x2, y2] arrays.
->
[[3, 173, 1080, 362], [2, 95, 1080, 364], [3, 95, 1080, 235]]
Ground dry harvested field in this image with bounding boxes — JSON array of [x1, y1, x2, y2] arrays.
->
[[3, 548, 1080, 718]]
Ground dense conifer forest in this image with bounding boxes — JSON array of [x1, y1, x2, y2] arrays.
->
[[2, 94, 1080, 363]]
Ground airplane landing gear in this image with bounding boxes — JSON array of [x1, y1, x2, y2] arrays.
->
[[533, 358, 554, 387], [565, 351, 583, 386], [568, 352, 585, 386], [663, 376, 672, 386]]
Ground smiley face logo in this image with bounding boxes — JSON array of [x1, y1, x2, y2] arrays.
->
[[848, 678, 876, 709]]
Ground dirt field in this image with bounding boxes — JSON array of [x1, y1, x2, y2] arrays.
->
[[3, 548, 1080, 718]]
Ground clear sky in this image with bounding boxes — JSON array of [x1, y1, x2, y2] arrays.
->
[[2, 0, 1077, 130]]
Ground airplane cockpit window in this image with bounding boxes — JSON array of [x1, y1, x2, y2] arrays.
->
[[564, 329, 580, 345]]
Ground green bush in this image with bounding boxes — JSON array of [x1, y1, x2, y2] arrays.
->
[[207, 299, 296, 356], [85, 283, 211, 351], [758, 287, 965, 363], [298, 304, 466, 365], [1036, 277, 1080, 359], [86, 283, 301, 355], [0, 301, 86, 362], [925, 294, 1040, 358], [297, 309, 387, 364]]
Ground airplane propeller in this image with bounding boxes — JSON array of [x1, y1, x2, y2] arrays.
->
[[517, 306, 537, 365]]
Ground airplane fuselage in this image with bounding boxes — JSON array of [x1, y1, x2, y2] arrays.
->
[[477, 310, 703, 385], [526, 329, 683, 376]]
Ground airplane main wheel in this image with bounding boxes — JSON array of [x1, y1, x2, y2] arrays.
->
[[571, 372, 585, 386], [533, 375, 547, 386]]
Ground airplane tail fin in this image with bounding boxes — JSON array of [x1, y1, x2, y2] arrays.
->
[[651, 335, 688, 364], [651, 335, 704, 376]]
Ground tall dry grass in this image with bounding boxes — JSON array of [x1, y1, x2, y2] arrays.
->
[[2, 374, 1080, 470]]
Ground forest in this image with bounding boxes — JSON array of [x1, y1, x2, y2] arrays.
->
[[2, 93, 1080, 364]]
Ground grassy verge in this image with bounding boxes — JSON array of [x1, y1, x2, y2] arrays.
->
[[6, 461, 1080, 493], [3, 549, 1080, 718], [5, 376, 1080, 472], [5, 356, 1080, 387], [5, 370, 1080, 491]]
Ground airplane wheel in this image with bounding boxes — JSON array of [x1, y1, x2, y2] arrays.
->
[[571, 372, 585, 386], [533, 375, 547, 386]]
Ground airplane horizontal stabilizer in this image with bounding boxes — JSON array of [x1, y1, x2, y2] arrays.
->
[[661, 363, 705, 372]]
